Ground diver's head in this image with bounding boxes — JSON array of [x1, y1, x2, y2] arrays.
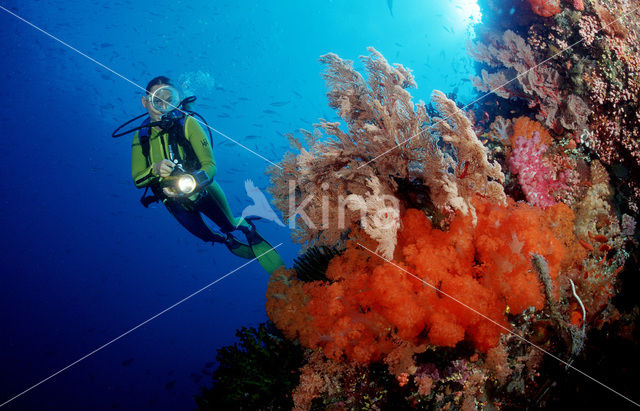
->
[[142, 76, 181, 122]]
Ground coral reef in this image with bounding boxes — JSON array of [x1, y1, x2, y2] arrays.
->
[[195, 322, 304, 410], [471, 0, 640, 213], [527, 0, 562, 18], [263, 43, 633, 409], [201, 1, 640, 407], [266, 198, 581, 364], [293, 245, 342, 283], [509, 130, 571, 207], [469, 29, 590, 132], [345, 176, 400, 259], [268, 48, 506, 248]]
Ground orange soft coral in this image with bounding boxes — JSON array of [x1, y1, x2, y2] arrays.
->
[[542, 201, 588, 274], [266, 198, 580, 363], [265, 267, 315, 345], [527, 0, 562, 17], [509, 116, 553, 148]]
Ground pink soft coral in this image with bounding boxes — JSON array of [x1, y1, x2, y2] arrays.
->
[[509, 131, 571, 208]]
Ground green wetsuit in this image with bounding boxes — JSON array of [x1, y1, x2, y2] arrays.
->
[[131, 115, 284, 274]]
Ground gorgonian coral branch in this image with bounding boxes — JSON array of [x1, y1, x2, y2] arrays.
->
[[469, 30, 590, 132], [429, 90, 506, 224], [268, 49, 507, 247]]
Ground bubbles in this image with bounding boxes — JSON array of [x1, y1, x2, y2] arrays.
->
[[178, 70, 216, 98]]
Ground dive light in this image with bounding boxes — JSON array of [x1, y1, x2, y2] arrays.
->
[[163, 165, 212, 197]]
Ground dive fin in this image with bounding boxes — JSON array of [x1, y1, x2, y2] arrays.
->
[[248, 235, 285, 275], [225, 234, 255, 260], [225, 231, 285, 275], [245, 227, 284, 275]]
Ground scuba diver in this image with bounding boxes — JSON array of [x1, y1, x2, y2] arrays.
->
[[112, 76, 284, 275]]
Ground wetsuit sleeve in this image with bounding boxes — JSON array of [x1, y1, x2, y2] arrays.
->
[[185, 116, 217, 179], [131, 132, 159, 188]]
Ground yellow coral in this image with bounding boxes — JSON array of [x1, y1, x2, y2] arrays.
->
[[574, 160, 613, 239]]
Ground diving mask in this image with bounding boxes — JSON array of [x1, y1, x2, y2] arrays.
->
[[148, 85, 181, 114]]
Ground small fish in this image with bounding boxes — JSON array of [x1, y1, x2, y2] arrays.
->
[[165, 380, 176, 390], [387, 0, 393, 16], [442, 25, 451, 33], [270, 101, 290, 107], [100, 42, 113, 48], [121, 358, 134, 367], [599, 244, 611, 253], [588, 232, 608, 243], [395, 42, 402, 47], [578, 239, 594, 251], [204, 362, 215, 368], [245, 135, 260, 140], [262, 109, 277, 115], [292, 90, 302, 98]]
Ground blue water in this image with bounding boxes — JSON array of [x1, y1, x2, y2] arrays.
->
[[0, 1, 479, 409]]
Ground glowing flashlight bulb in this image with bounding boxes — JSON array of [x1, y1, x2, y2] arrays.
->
[[178, 175, 197, 194]]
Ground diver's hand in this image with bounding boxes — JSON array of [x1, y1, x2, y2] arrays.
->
[[163, 186, 179, 197], [153, 159, 175, 177]]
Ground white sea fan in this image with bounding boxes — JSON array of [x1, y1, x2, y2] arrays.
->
[[345, 176, 400, 260]]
